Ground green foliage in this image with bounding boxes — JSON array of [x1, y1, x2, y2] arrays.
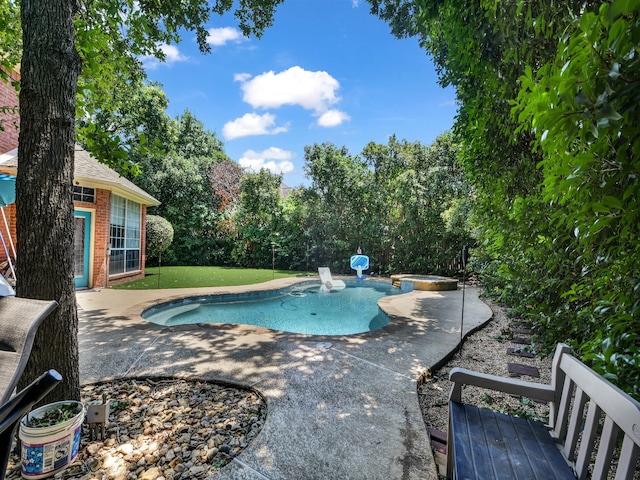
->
[[173, 110, 225, 159], [294, 134, 473, 275], [378, 0, 640, 398], [26, 402, 82, 428], [132, 111, 231, 266], [78, 81, 173, 176], [145, 214, 174, 261], [297, 143, 372, 272], [0, 1, 20, 84], [138, 152, 218, 265], [232, 169, 283, 268], [512, 0, 640, 398], [0, 1, 21, 135]]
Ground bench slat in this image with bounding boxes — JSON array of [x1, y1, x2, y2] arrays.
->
[[592, 416, 619, 480], [574, 401, 602, 480], [615, 437, 640, 480], [450, 401, 575, 480], [553, 378, 574, 442], [564, 386, 588, 461], [559, 355, 640, 443]]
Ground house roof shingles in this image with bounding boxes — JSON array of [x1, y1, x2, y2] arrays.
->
[[0, 145, 160, 206]]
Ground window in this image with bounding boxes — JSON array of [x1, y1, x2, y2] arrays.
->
[[109, 195, 141, 275], [73, 185, 95, 203]]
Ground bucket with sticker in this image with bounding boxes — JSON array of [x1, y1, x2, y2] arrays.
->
[[19, 400, 84, 479]]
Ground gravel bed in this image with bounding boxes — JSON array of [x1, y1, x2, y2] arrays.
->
[[5, 378, 266, 480]]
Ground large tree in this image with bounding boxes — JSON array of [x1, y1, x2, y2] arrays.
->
[[18, 0, 83, 402], [294, 136, 472, 275], [134, 111, 231, 265], [17, 0, 284, 402], [232, 169, 283, 269], [77, 80, 174, 176]]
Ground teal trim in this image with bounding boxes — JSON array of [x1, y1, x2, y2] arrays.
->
[[74, 210, 91, 288]]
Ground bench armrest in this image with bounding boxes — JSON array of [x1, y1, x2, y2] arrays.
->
[[449, 367, 555, 403]]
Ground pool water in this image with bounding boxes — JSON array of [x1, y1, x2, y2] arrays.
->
[[142, 280, 401, 335]]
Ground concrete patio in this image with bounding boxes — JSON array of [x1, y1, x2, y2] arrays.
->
[[76, 278, 492, 479]]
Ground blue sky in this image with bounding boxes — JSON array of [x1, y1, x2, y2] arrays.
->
[[144, 0, 457, 187]]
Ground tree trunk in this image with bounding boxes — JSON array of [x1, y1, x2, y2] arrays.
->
[[16, 0, 82, 403]]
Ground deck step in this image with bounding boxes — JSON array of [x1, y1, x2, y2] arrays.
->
[[507, 347, 535, 358], [508, 363, 540, 378]]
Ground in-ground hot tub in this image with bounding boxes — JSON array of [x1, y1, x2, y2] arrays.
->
[[390, 274, 458, 292]]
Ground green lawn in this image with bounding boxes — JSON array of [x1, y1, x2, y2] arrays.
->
[[112, 266, 313, 290]]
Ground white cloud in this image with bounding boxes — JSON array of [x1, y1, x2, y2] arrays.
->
[[239, 147, 295, 174], [230, 66, 350, 129], [206, 27, 245, 46], [234, 73, 252, 82], [222, 113, 289, 140], [160, 44, 187, 63], [142, 44, 188, 69], [238, 66, 346, 119], [438, 99, 458, 108], [317, 109, 351, 127]]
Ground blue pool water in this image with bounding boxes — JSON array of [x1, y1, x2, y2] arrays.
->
[[142, 280, 401, 335]]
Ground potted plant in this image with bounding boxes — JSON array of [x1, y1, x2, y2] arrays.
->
[[19, 400, 84, 479]]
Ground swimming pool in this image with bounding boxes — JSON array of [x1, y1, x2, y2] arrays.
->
[[142, 280, 401, 335]]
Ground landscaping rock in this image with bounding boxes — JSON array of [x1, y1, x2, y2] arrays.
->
[[4, 379, 266, 479]]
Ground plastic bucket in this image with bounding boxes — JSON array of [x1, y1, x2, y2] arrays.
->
[[19, 401, 84, 479]]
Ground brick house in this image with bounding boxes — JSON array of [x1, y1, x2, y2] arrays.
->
[[0, 70, 160, 288]]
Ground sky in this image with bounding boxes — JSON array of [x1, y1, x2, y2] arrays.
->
[[143, 0, 457, 187]]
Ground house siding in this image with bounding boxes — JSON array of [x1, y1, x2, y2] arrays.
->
[[1, 187, 148, 288], [98, 190, 147, 287], [0, 70, 20, 153]]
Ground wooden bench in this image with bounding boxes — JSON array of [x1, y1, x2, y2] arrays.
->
[[447, 343, 640, 479]]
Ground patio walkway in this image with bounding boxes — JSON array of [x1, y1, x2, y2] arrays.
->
[[76, 278, 492, 480]]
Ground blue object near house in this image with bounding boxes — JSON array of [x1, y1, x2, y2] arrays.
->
[[0, 174, 16, 207]]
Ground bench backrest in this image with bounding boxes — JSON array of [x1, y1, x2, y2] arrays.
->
[[550, 348, 640, 480]]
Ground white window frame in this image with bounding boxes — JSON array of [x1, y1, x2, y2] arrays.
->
[[109, 194, 141, 275]]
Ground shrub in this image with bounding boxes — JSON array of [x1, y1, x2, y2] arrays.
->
[[146, 215, 173, 260]]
